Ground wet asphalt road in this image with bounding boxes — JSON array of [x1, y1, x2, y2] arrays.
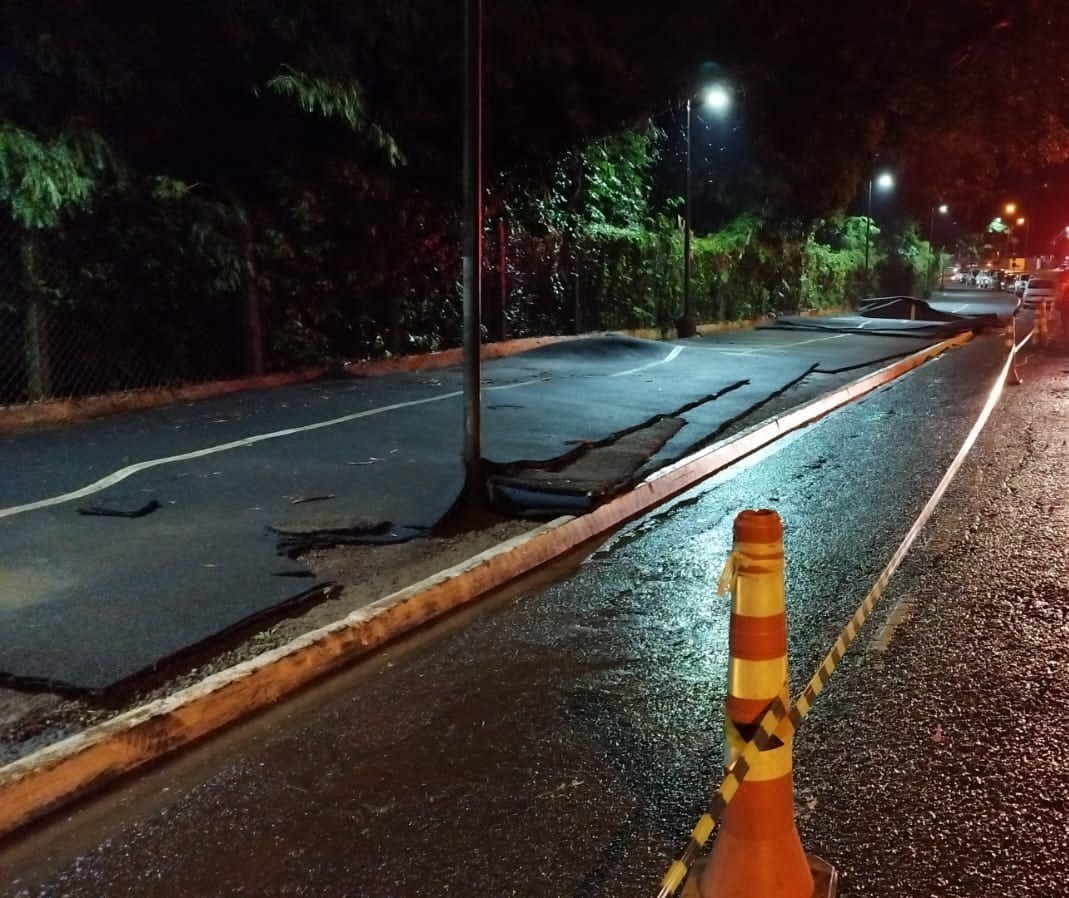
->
[[4, 331, 1069, 897], [1, 324, 946, 691]]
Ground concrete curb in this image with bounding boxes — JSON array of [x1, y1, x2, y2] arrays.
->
[[0, 330, 971, 839]]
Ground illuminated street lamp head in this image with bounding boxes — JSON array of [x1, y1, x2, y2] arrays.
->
[[874, 171, 894, 190], [1016, 216, 1025, 226], [939, 204, 949, 214], [1005, 202, 1017, 216], [702, 83, 731, 115]]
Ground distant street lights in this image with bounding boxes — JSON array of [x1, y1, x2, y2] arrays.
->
[[864, 170, 894, 295], [1015, 216, 1030, 262], [928, 203, 948, 293], [988, 214, 1009, 263], [1002, 203, 1020, 265], [678, 82, 732, 338]]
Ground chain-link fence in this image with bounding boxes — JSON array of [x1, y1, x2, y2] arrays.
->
[[0, 218, 21, 404], [0, 200, 591, 410], [1, 210, 247, 407], [0, 208, 659, 411], [0, 200, 829, 412]]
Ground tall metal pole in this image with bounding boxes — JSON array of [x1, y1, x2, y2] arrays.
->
[[497, 215, 508, 341], [462, 0, 483, 499], [681, 97, 694, 336], [927, 205, 936, 295], [863, 177, 872, 296]]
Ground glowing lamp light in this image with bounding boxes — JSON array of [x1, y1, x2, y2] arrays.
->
[[702, 83, 731, 115]]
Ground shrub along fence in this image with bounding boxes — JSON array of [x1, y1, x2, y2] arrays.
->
[[1, 207, 914, 407]]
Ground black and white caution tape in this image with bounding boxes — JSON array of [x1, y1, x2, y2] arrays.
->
[[655, 334, 1020, 898]]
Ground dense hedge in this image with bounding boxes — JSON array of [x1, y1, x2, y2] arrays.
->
[[1, 200, 932, 404]]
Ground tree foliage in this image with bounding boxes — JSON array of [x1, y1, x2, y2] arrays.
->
[[0, 123, 117, 228], [3, 1, 1069, 403], [266, 67, 404, 167]]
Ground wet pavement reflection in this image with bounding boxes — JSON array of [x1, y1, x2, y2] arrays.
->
[[7, 336, 1052, 898]]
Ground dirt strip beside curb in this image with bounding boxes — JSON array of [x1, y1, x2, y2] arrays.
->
[[0, 331, 972, 839]]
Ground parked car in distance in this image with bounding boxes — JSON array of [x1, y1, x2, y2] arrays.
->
[[1021, 276, 1058, 309], [1013, 274, 1031, 297], [975, 271, 994, 288]]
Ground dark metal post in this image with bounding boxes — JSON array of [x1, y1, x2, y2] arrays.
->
[[497, 215, 507, 341], [677, 98, 696, 337], [462, 0, 483, 498], [684, 97, 693, 324], [575, 265, 581, 334], [927, 205, 936, 296], [863, 177, 872, 297]]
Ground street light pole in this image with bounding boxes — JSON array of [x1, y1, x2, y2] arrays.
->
[[863, 171, 893, 298], [927, 204, 935, 297], [1002, 203, 1018, 269], [680, 97, 694, 337], [927, 203, 948, 296], [1016, 216, 1030, 264], [676, 82, 731, 338], [864, 176, 873, 289]]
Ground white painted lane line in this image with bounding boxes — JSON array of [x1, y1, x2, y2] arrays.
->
[[0, 379, 542, 520], [611, 345, 684, 376], [683, 333, 850, 356], [781, 332, 851, 347]]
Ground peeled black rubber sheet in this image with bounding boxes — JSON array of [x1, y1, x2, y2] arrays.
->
[[0, 331, 956, 691]]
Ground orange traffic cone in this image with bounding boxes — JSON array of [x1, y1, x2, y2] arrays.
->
[[696, 509, 834, 898]]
